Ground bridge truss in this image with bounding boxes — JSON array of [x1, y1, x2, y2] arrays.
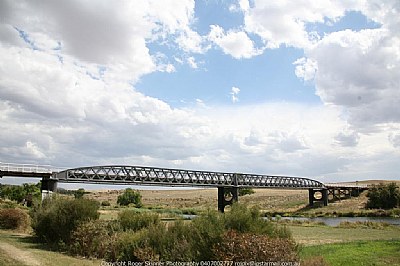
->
[[55, 165, 325, 189]]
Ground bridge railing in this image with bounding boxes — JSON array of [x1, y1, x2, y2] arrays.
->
[[325, 183, 369, 188], [0, 162, 57, 174]]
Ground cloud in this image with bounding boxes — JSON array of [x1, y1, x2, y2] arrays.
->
[[230, 87, 240, 103], [389, 133, 400, 148], [293, 57, 318, 82], [176, 28, 209, 54], [240, 0, 356, 49], [187, 56, 198, 69], [290, 1, 400, 133], [335, 130, 360, 147], [1, 0, 400, 183], [304, 28, 400, 131], [0, 0, 199, 83], [208, 25, 263, 59]]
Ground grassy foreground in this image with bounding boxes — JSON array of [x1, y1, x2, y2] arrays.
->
[[301, 240, 400, 266], [1, 222, 400, 265], [289, 225, 400, 246], [0, 230, 100, 266]]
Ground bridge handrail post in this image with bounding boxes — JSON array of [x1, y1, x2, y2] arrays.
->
[[233, 173, 239, 187]]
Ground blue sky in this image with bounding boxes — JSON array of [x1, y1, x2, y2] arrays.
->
[[0, 0, 399, 184], [138, 9, 379, 107]]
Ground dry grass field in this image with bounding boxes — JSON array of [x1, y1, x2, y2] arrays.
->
[[88, 188, 310, 212], [87, 180, 400, 216]]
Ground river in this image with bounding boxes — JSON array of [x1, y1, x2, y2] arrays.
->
[[271, 216, 400, 226], [182, 215, 400, 226]]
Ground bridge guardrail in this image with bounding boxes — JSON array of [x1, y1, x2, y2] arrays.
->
[[325, 183, 369, 188], [0, 162, 63, 174]]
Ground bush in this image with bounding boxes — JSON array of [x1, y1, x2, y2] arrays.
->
[[101, 200, 111, 207], [224, 204, 291, 238], [102, 204, 296, 262], [239, 188, 255, 196], [118, 210, 160, 231], [107, 229, 160, 262], [31, 197, 100, 247], [366, 183, 400, 209], [70, 220, 116, 258], [74, 188, 86, 199], [0, 208, 30, 231], [117, 189, 142, 207], [152, 220, 196, 261], [213, 230, 299, 262], [191, 209, 225, 260]]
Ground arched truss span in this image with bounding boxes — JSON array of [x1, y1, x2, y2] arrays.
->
[[55, 165, 325, 189]]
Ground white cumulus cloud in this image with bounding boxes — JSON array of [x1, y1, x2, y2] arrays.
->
[[208, 25, 263, 59]]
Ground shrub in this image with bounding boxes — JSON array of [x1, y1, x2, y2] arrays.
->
[[191, 209, 225, 260], [117, 189, 142, 207], [70, 220, 115, 258], [106, 230, 153, 262], [366, 183, 400, 209], [104, 204, 296, 262], [74, 188, 86, 199], [153, 220, 196, 261], [118, 210, 160, 231], [0, 199, 18, 209], [213, 230, 299, 262], [223, 203, 292, 238], [101, 200, 111, 207], [239, 188, 255, 196], [31, 197, 100, 247], [0, 208, 30, 231], [108, 220, 196, 262]]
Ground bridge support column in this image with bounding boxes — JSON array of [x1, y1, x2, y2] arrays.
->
[[40, 178, 58, 201], [218, 187, 239, 213], [308, 188, 328, 207]]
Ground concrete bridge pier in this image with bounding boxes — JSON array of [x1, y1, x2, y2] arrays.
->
[[218, 186, 239, 212], [40, 177, 58, 201], [308, 188, 328, 207]]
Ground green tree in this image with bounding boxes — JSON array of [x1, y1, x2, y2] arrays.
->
[[0, 183, 41, 205], [117, 188, 142, 207], [366, 183, 400, 209]]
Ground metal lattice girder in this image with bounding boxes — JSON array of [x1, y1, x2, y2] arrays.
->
[[55, 165, 325, 189]]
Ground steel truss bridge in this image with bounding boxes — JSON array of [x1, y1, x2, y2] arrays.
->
[[0, 162, 368, 212]]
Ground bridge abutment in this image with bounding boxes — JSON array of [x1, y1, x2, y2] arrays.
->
[[218, 186, 239, 212]]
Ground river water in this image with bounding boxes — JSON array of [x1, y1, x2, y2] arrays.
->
[[182, 215, 400, 226], [270, 216, 400, 226]]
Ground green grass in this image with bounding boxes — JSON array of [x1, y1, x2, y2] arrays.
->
[[301, 240, 400, 266], [289, 225, 400, 246]]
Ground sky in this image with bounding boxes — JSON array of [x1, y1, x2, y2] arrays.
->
[[0, 0, 399, 185]]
